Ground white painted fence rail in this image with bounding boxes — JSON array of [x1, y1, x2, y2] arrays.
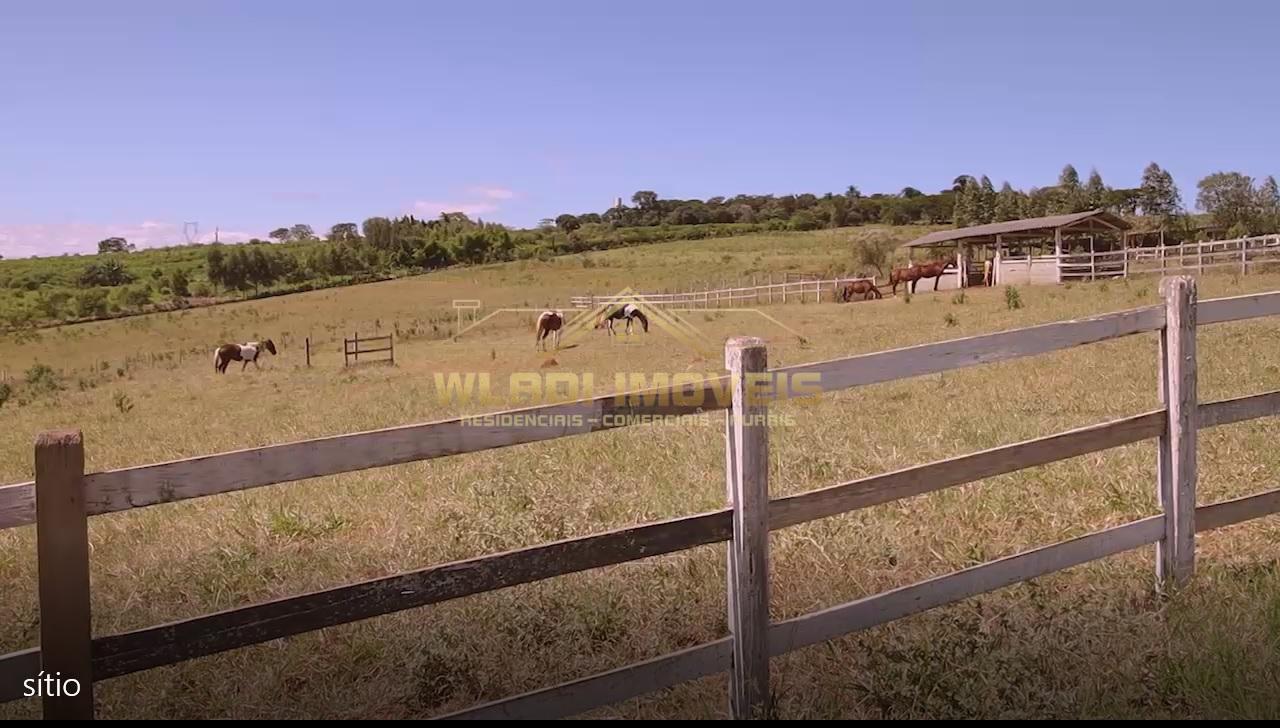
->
[[1061, 233, 1280, 281], [570, 275, 876, 309], [5, 278, 1280, 719]]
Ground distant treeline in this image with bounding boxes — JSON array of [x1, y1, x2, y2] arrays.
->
[[548, 163, 1277, 237], [2, 161, 1277, 330]]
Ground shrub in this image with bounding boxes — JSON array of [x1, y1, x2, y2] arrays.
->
[[1005, 286, 1023, 310]]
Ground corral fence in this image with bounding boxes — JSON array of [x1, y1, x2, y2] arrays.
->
[[1060, 233, 1280, 282], [3, 275, 1280, 718], [571, 275, 877, 309], [343, 332, 394, 367]]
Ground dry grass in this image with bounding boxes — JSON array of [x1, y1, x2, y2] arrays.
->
[[2, 232, 1280, 719]]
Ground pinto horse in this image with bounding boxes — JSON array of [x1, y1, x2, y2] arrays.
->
[[839, 279, 883, 302], [535, 310, 564, 351], [596, 303, 649, 336], [214, 339, 276, 373]]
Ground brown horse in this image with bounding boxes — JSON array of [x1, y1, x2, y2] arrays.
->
[[890, 253, 956, 294], [839, 279, 883, 302]]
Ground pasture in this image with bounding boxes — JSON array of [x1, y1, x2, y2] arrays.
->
[[2, 229, 1280, 718]]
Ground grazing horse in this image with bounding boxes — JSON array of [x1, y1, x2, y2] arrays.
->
[[214, 339, 276, 373], [596, 303, 649, 336], [535, 310, 564, 351], [839, 279, 883, 302], [887, 263, 921, 296]]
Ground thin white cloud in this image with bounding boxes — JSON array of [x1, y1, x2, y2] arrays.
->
[[410, 184, 517, 220], [467, 186, 516, 200], [0, 222, 262, 258], [411, 200, 499, 218]]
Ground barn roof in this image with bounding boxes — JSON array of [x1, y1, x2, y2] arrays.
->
[[904, 210, 1132, 248]]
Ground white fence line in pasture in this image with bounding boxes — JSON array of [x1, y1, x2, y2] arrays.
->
[[6, 277, 1280, 718], [569, 276, 876, 309], [1061, 233, 1280, 281]]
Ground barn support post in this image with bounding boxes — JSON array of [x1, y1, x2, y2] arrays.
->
[[724, 337, 771, 719], [35, 429, 95, 719], [1156, 275, 1198, 591], [1052, 228, 1062, 283]]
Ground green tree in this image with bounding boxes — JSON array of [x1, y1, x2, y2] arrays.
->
[[993, 182, 1021, 221], [630, 191, 658, 210], [223, 248, 252, 291], [555, 214, 581, 232], [328, 223, 359, 242], [1257, 176, 1280, 232], [248, 247, 279, 291], [1197, 172, 1259, 231], [1059, 164, 1080, 191], [1138, 162, 1182, 216], [269, 227, 290, 243], [78, 258, 135, 287], [205, 247, 227, 291], [1053, 164, 1083, 213], [1084, 168, 1108, 210], [977, 176, 996, 223], [361, 217, 393, 248], [952, 178, 980, 227], [97, 237, 134, 254], [288, 224, 315, 241]]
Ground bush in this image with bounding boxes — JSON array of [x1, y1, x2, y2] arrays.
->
[[0, 381, 10, 408], [851, 235, 898, 279], [77, 258, 135, 287], [167, 269, 191, 297], [191, 282, 212, 297], [1005, 285, 1023, 310], [25, 363, 61, 393], [72, 289, 110, 318], [115, 285, 152, 309]]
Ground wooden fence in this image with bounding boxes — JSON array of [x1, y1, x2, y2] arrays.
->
[[343, 333, 394, 367], [4, 275, 1280, 718], [570, 276, 876, 309], [1060, 233, 1280, 282]]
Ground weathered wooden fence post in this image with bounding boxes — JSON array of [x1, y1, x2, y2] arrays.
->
[[724, 337, 771, 719], [1156, 275, 1198, 590], [35, 429, 95, 719], [305, 336, 311, 368]]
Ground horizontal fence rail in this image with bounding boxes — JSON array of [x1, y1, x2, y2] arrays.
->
[[570, 276, 874, 309], [1059, 234, 1280, 282], [7, 277, 1280, 718]]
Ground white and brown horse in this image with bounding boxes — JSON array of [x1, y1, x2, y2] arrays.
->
[[535, 311, 563, 351], [214, 339, 277, 373], [595, 303, 649, 336]]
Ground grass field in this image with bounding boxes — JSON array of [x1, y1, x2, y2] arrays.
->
[[2, 228, 1280, 719]]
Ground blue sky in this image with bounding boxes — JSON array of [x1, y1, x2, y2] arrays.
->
[[2, 0, 1277, 257]]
